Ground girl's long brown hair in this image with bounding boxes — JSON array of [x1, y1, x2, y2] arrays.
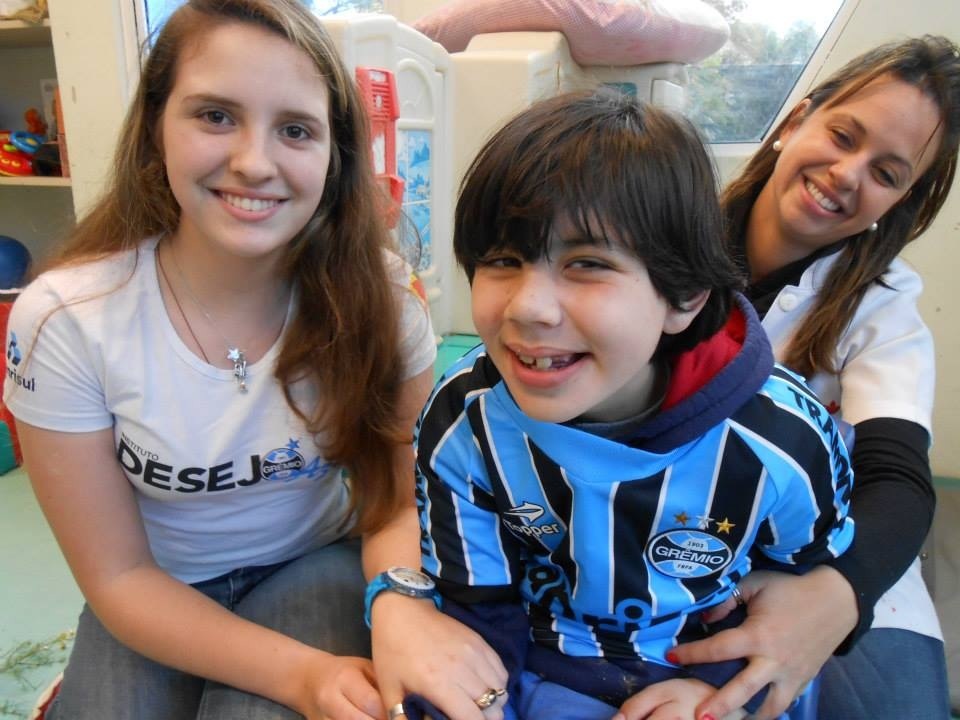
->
[[43, 0, 409, 532], [724, 35, 960, 377]]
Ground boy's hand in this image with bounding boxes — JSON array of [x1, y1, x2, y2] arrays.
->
[[667, 567, 857, 720], [614, 678, 745, 720], [371, 593, 509, 720]]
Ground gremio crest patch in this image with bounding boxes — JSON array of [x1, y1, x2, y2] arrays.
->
[[646, 529, 733, 578]]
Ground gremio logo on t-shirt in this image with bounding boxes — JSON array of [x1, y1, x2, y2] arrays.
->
[[646, 529, 733, 578]]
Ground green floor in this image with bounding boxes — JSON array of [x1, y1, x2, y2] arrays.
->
[[0, 466, 81, 718], [434, 332, 480, 382]]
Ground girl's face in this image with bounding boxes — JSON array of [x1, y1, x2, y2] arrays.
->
[[159, 22, 331, 264], [765, 76, 942, 253], [470, 215, 703, 424]]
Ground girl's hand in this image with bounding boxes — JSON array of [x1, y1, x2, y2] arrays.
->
[[371, 594, 509, 720], [615, 678, 745, 720], [668, 567, 858, 720], [297, 652, 384, 720]]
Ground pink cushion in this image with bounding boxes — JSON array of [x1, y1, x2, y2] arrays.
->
[[413, 0, 730, 66]]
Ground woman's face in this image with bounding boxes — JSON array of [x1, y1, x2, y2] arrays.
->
[[766, 76, 942, 252], [159, 22, 332, 265]]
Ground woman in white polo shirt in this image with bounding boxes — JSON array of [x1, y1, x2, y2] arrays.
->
[[671, 35, 960, 720]]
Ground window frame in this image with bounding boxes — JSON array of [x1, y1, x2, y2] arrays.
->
[[708, 0, 858, 161]]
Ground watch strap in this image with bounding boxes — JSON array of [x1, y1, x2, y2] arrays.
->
[[364, 569, 442, 628]]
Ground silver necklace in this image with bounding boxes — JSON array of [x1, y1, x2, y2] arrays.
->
[[156, 245, 248, 392]]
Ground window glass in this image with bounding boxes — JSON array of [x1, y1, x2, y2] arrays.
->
[[309, 0, 383, 12], [687, 0, 845, 143], [142, 0, 182, 34], [141, 0, 383, 38]]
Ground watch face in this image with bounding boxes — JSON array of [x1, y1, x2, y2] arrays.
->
[[387, 566, 435, 591]]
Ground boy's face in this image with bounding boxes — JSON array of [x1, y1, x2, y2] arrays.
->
[[471, 216, 701, 424]]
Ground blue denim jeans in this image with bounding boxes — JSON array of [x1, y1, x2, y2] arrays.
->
[[819, 627, 950, 720], [46, 538, 368, 720]]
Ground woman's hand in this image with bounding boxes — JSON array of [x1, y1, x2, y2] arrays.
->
[[615, 678, 745, 720], [294, 652, 384, 720], [668, 567, 858, 720], [371, 594, 509, 720]]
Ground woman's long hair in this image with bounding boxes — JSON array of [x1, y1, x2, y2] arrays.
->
[[43, 0, 409, 532], [724, 35, 960, 377]]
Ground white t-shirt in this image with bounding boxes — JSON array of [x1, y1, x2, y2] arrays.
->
[[761, 252, 941, 640], [3, 238, 437, 583]]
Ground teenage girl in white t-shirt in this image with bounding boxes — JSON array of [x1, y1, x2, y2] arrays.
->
[[2, 1, 439, 717]]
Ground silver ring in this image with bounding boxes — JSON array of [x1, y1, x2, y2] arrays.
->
[[388, 702, 406, 720], [731, 585, 746, 607], [474, 687, 506, 709]]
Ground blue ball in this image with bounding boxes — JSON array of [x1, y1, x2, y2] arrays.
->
[[0, 236, 32, 289]]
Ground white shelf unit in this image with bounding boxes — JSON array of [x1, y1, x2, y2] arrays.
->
[[0, 3, 139, 265], [0, 17, 73, 263]]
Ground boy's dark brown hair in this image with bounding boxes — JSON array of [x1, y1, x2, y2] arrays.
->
[[454, 88, 742, 357]]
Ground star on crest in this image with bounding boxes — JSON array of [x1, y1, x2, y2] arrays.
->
[[674, 511, 689, 526], [287, 438, 301, 451], [696, 515, 714, 530], [716, 517, 736, 534]]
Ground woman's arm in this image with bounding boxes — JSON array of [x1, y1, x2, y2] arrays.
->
[[828, 417, 934, 642], [670, 418, 934, 720], [20, 421, 382, 720]]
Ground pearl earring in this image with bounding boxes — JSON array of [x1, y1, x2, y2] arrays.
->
[[772, 139, 783, 152], [869, 221, 879, 232]]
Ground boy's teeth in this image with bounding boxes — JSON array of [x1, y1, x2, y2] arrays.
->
[[517, 353, 558, 369]]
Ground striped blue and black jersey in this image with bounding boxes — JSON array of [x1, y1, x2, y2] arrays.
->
[[416, 302, 854, 667]]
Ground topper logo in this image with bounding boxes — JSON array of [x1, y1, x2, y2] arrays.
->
[[503, 502, 545, 525], [646, 529, 733, 579]]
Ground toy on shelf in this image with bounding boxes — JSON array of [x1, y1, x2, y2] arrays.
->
[[0, 106, 51, 177], [356, 66, 404, 229], [0, 234, 29, 474], [10, 130, 44, 154], [24, 107, 47, 137], [32, 141, 62, 176], [0, 143, 33, 177], [0, 236, 32, 289]]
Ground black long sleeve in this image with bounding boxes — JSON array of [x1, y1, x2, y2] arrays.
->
[[828, 417, 936, 652]]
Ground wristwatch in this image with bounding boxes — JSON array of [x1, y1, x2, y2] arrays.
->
[[364, 566, 442, 627]]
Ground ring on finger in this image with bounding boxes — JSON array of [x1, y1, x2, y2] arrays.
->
[[731, 585, 746, 607], [388, 702, 406, 719], [474, 687, 506, 709]]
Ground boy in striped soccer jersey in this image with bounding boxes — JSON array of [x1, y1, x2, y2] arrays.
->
[[394, 90, 854, 720]]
